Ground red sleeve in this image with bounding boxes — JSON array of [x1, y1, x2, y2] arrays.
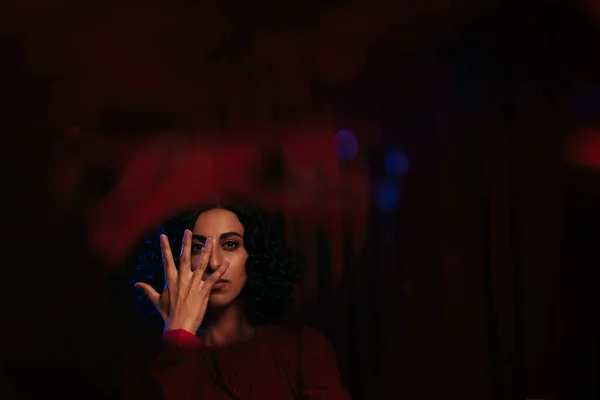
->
[[162, 329, 201, 348], [143, 330, 203, 400], [300, 327, 352, 399]]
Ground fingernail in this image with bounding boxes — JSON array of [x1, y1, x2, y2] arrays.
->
[[206, 237, 211, 245], [224, 261, 230, 268]]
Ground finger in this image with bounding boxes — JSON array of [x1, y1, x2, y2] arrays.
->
[[192, 237, 213, 273], [135, 282, 160, 307], [206, 261, 230, 286], [157, 289, 170, 321], [160, 234, 177, 286], [179, 230, 193, 277]]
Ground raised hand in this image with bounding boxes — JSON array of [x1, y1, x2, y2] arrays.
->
[[135, 230, 229, 333]]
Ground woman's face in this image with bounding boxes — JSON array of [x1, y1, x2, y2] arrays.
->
[[190, 208, 248, 308]]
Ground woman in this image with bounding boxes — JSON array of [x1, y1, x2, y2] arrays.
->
[[131, 203, 350, 399]]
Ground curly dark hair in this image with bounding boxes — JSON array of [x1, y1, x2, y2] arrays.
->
[[133, 202, 302, 326]]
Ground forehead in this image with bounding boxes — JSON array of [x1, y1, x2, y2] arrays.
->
[[192, 208, 244, 234]]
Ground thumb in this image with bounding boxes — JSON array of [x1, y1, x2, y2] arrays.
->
[[135, 282, 160, 306]]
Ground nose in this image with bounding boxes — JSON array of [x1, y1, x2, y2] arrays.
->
[[205, 241, 223, 274]]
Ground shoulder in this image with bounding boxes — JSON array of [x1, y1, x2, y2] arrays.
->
[[267, 326, 348, 397], [259, 325, 336, 359], [300, 326, 334, 349], [256, 326, 350, 397], [259, 324, 328, 342]]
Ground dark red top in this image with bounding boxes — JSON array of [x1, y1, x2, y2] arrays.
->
[[127, 326, 350, 399]]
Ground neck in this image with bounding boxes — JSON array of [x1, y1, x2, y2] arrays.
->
[[200, 301, 255, 347]]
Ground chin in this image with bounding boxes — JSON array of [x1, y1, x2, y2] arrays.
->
[[207, 293, 236, 308]]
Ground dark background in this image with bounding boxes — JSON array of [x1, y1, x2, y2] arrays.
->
[[1, 1, 599, 399]]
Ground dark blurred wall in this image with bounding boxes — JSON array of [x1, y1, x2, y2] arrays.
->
[[344, 2, 599, 399]]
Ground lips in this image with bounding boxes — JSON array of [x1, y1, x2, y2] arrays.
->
[[212, 280, 228, 289]]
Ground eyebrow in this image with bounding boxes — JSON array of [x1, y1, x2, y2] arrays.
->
[[191, 232, 243, 241]]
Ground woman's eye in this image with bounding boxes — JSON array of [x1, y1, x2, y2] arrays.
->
[[223, 241, 239, 250], [191, 243, 205, 253]]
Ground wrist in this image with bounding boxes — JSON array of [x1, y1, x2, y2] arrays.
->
[[165, 318, 198, 334], [164, 326, 195, 335]]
